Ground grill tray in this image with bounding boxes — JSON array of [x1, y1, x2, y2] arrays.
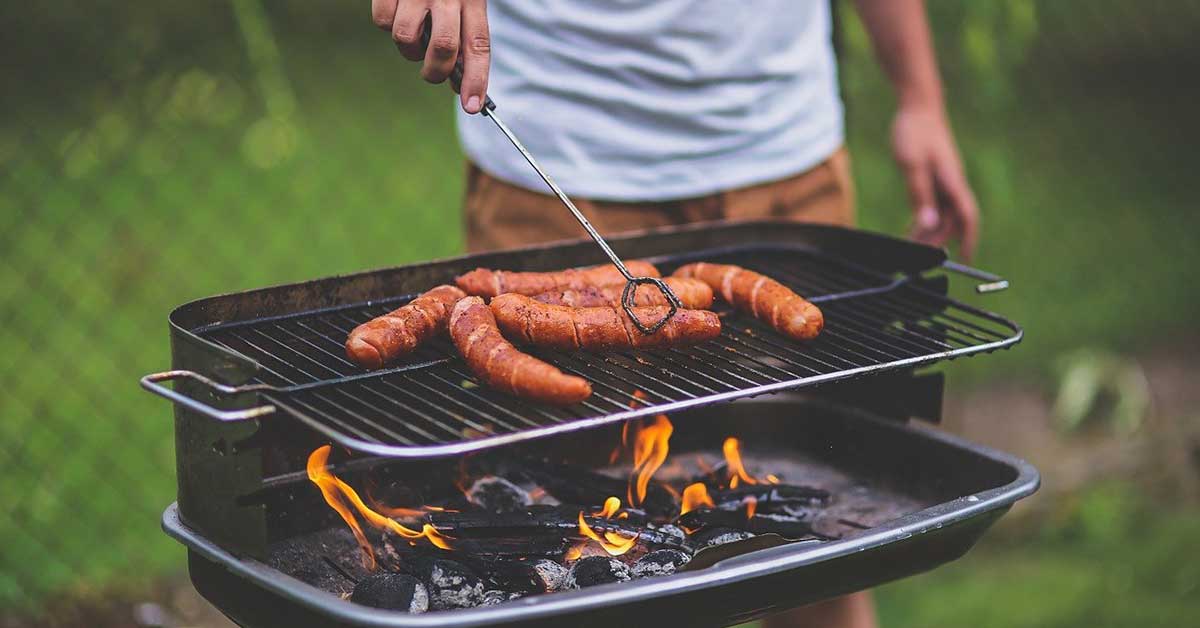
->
[[147, 222, 1020, 458]]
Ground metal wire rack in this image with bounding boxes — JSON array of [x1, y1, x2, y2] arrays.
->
[[154, 245, 1020, 457]]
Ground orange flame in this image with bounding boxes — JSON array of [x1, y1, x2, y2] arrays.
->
[[627, 415, 673, 507], [765, 473, 781, 484], [723, 437, 758, 488], [306, 446, 453, 568], [577, 497, 638, 556], [744, 496, 758, 520], [680, 482, 715, 516]]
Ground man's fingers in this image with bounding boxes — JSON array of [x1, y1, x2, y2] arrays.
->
[[371, 0, 398, 30], [421, 2, 461, 84], [935, 160, 980, 261], [902, 160, 941, 245], [459, 0, 490, 113], [392, 4, 428, 62]]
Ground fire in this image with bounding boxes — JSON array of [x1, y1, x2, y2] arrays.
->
[[307, 446, 453, 569], [627, 415, 673, 507], [680, 482, 715, 516], [744, 496, 758, 519], [723, 437, 758, 488], [577, 497, 638, 556]]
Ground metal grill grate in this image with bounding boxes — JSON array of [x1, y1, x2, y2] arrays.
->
[[194, 246, 1020, 457]]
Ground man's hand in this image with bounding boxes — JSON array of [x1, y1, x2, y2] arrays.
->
[[371, 0, 491, 114], [892, 105, 979, 260]]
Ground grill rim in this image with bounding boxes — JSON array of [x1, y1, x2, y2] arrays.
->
[[162, 398, 1040, 627]]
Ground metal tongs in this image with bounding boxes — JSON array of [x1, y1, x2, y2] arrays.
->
[[425, 28, 682, 334]]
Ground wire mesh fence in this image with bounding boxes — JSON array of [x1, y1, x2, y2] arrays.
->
[[2, 0, 1198, 624]]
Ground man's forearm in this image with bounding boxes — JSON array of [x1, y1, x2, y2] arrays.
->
[[852, 0, 944, 112]]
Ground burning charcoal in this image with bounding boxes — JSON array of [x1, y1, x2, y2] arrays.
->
[[531, 559, 570, 593], [350, 573, 429, 613], [710, 485, 830, 512], [677, 508, 818, 539], [564, 556, 632, 589], [519, 459, 678, 518], [650, 523, 688, 547], [480, 590, 522, 606], [466, 476, 532, 514], [427, 505, 687, 550], [692, 527, 755, 548], [631, 549, 691, 578], [412, 559, 486, 610]]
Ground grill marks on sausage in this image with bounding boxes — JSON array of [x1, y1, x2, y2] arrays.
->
[[673, 262, 823, 341], [345, 285, 467, 368], [488, 294, 721, 351], [449, 297, 592, 406], [531, 277, 714, 310], [455, 261, 661, 298]]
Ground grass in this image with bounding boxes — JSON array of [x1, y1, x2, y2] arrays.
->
[[1, 1, 1198, 621]]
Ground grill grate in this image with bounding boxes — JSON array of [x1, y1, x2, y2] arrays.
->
[[195, 246, 1020, 457]]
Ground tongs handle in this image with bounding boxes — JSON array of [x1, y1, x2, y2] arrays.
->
[[417, 20, 680, 334]]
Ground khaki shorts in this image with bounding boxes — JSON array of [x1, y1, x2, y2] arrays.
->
[[463, 147, 856, 253]]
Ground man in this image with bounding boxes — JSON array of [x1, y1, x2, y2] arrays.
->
[[370, 1, 978, 625]]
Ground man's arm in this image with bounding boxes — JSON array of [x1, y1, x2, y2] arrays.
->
[[852, 0, 980, 260]]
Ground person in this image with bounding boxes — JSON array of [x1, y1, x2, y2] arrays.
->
[[369, 1, 978, 625]]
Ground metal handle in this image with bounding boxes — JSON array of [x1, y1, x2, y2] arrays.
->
[[140, 370, 276, 421], [941, 260, 1010, 294], [416, 20, 680, 333]]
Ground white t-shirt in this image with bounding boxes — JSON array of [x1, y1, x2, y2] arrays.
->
[[456, 0, 844, 202]]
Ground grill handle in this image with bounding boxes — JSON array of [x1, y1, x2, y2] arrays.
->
[[941, 260, 1010, 294], [140, 370, 276, 421]]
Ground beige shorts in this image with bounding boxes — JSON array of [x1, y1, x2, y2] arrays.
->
[[463, 147, 856, 253]]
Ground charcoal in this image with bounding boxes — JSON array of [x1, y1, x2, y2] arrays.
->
[[631, 549, 691, 578], [710, 485, 830, 511], [649, 523, 688, 547], [677, 508, 817, 539], [564, 556, 632, 589], [410, 558, 486, 610], [531, 559, 569, 592], [350, 573, 429, 613], [519, 459, 678, 518], [427, 506, 687, 549], [466, 476, 532, 514], [480, 589, 522, 606], [692, 527, 755, 548]]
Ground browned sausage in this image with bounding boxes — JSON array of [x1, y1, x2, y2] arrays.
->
[[532, 277, 714, 310], [455, 261, 661, 298], [449, 297, 592, 405], [672, 262, 823, 340], [488, 293, 721, 351], [345, 285, 467, 369]]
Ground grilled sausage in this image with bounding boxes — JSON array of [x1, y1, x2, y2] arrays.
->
[[346, 285, 467, 369], [672, 262, 823, 340], [455, 261, 661, 298], [532, 277, 714, 310], [488, 293, 721, 351], [450, 297, 592, 405]]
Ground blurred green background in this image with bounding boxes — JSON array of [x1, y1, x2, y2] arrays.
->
[[1, 1, 1198, 626]]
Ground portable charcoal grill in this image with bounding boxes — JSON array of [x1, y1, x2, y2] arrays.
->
[[144, 220, 1038, 627]]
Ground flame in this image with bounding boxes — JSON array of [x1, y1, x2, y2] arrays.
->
[[626, 415, 673, 507], [307, 446, 453, 568], [577, 497, 638, 556], [723, 437, 758, 488], [565, 545, 583, 561], [744, 496, 758, 519], [765, 473, 781, 484], [680, 482, 715, 516]]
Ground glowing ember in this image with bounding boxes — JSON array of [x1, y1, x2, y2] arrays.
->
[[306, 445, 453, 568], [577, 497, 639, 556], [565, 545, 583, 561], [680, 482, 715, 516], [723, 437, 758, 488], [627, 415, 673, 507], [765, 473, 781, 484]]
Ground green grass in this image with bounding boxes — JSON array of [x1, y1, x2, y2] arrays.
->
[[1, 0, 1198, 620]]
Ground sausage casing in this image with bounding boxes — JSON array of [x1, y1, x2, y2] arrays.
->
[[672, 262, 823, 340], [489, 293, 721, 351], [455, 261, 661, 298], [531, 277, 714, 310], [345, 285, 466, 369], [450, 297, 593, 405]]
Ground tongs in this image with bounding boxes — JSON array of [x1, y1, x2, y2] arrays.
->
[[422, 27, 682, 334]]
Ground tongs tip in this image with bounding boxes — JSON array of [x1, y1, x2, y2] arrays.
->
[[623, 276, 682, 335]]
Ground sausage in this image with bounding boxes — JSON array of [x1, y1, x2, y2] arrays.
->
[[455, 261, 661, 298], [346, 285, 467, 369], [532, 277, 714, 310], [488, 293, 721, 351], [449, 297, 592, 405], [672, 262, 823, 340]]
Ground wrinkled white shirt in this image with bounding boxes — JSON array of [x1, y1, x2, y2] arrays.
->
[[457, 0, 843, 201]]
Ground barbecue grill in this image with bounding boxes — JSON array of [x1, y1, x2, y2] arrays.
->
[[143, 220, 1038, 627]]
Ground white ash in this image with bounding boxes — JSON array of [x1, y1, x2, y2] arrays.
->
[[349, 573, 429, 613], [465, 476, 532, 514], [631, 549, 691, 578], [480, 590, 516, 606], [425, 560, 485, 610], [564, 556, 632, 589], [697, 527, 755, 548], [651, 523, 688, 546], [532, 559, 569, 592]]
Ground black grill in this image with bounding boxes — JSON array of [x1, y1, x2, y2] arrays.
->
[[189, 244, 1019, 457]]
